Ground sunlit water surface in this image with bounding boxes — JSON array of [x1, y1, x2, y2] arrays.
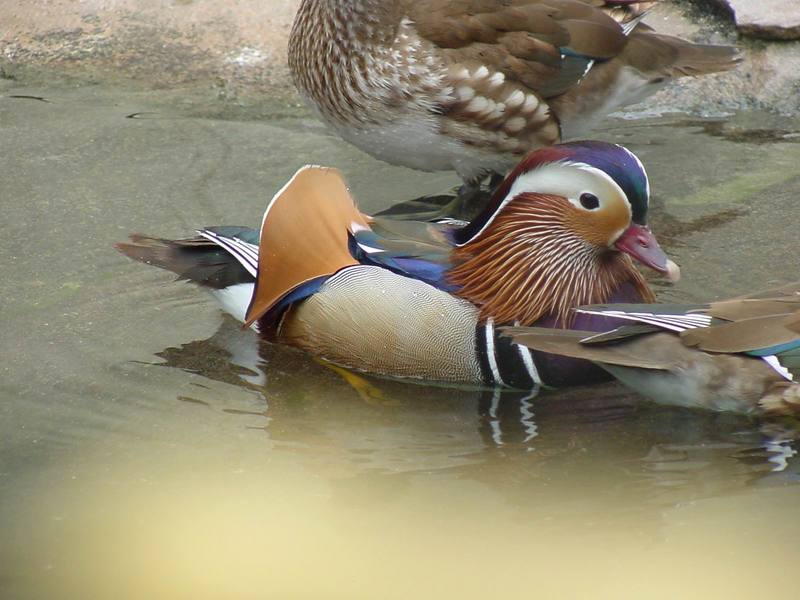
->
[[2, 84, 800, 599]]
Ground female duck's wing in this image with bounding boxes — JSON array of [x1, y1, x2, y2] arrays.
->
[[402, 0, 738, 146], [704, 283, 800, 321], [680, 313, 800, 357], [406, 0, 637, 94], [582, 284, 800, 326], [576, 298, 800, 357], [400, 0, 631, 147], [678, 288, 800, 356]]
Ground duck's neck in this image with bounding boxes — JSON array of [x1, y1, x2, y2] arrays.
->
[[447, 194, 654, 326]]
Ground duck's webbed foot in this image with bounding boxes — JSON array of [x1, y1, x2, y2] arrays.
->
[[436, 171, 506, 221], [488, 171, 505, 192], [374, 172, 503, 222]]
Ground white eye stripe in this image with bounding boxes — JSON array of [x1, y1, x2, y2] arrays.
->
[[571, 163, 629, 202], [457, 161, 632, 245]]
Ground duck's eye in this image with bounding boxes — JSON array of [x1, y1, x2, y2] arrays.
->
[[579, 193, 600, 210]]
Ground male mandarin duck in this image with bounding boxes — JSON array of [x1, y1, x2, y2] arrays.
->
[[504, 283, 800, 415], [117, 141, 679, 387], [288, 0, 741, 187]]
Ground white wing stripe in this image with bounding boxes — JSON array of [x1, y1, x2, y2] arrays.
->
[[577, 310, 688, 332], [215, 234, 259, 263], [227, 237, 259, 261], [517, 343, 542, 386], [199, 230, 259, 261], [636, 315, 712, 328], [198, 230, 258, 277], [576, 309, 713, 332]]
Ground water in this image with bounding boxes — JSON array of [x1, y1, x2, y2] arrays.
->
[[2, 83, 800, 599]]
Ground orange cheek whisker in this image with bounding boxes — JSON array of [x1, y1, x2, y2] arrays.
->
[[448, 193, 653, 326]]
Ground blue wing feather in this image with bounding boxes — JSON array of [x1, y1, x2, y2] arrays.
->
[[747, 339, 800, 358], [348, 221, 458, 292]]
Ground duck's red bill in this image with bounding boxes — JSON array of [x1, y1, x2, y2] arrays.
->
[[614, 224, 680, 282]]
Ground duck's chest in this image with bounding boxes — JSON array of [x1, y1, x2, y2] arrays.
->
[[276, 266, 485, 383]]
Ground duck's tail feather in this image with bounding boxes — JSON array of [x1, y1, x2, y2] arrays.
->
[[115, 231, 255, 289], [626, 32, 743, 77]]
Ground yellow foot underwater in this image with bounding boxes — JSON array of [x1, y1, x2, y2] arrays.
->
[[316, 359, 399, 407]]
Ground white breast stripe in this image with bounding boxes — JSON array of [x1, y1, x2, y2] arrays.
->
[[762, 355, 794, 382], [485, 318, 504, 386], [517, 344, 541, 386], [512, 321, 542, 386], [198, 230, 258, 277]]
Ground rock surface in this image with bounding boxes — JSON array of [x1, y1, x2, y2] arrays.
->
[[1, 0, 799, 114], [710, 0, 800, 40], [0, 0, 299, 100]]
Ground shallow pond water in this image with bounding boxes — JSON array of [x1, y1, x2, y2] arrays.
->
[[2, 83, 800, 599]]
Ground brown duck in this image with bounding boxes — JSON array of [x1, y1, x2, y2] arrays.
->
[[288, 0, 741, 187], [505, 283, 800, 415]]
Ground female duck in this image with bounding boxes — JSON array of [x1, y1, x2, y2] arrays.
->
[[288, 0, 740, 187], [505, 283, 800, 415], [117, 141, 678, 388]]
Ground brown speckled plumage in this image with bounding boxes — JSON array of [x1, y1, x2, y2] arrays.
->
[[288, 0, 741, 182]]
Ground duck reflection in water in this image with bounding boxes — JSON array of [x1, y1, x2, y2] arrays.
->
[[151, 317, 800, 504]]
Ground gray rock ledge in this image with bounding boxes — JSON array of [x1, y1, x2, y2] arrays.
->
[[709, 0, 800, 40]]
